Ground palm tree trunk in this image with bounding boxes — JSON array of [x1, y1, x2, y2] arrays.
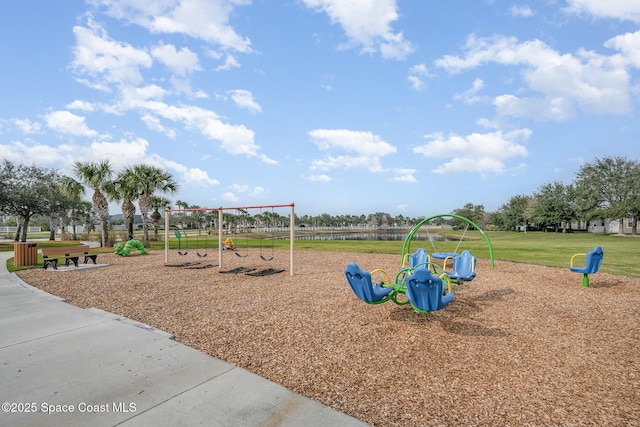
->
[[122, 200, 136, 241], [49, 213, 57, 241], [70, 209, 78, 241], [140, 192, 152, 243], [93, 190, 110, 247]]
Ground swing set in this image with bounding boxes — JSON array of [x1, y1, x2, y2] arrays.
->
[[164, 203, 296, 276], [344, 213, 494, 314]]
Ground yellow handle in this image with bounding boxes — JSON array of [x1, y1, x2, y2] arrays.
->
[[570, 253, 586, 267], [370, 269, 391, 287]]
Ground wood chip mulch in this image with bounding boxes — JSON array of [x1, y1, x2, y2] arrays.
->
[[16, 250, 640, 426]]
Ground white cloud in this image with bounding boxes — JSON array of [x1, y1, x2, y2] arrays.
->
[[408, 63, 431, 91], [213, 53, 241, 71], [181, 167, 220, 186], [605, 30, 640, 68], [44, 111, 99, 137], [413, 129, 530, 175], [509, 5, 535, 18], [12, 119, 41, 134], [66, 100, 95, 112], [229, 183, 250, 193], [79, 138, 150, 168], [141, 114, 177, 139], [436, 34, 634, 120], [308, 174, 332, 182], [107, 87, 276, 163], [221, 192, 240, 203], [389, 168, 417, 183], [227, 89, 262, 113], [249, 186, 266, 197], [454, 78, 485, 104], [302, 0, 414, 59], [308, 128, 396, 173], [71, 21, 153, 89], [565, 0, 640, 23], [151, 43, 201, 75], [2, 132, 219, 194], [0, 140, 63, 166], [89, 0, 253, 52], [152, 156, 220, 187]]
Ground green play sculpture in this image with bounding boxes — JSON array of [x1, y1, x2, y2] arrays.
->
[[114, 239, 149, 256]]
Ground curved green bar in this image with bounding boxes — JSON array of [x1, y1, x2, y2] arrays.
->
[[401, 213, 494, 269]]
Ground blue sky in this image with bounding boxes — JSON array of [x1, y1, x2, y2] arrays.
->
[[1, 1, 639, 218]]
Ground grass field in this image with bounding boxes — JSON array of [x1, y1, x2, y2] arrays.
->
[[155, 230, 639, 277], [3, 230, 639, 277]]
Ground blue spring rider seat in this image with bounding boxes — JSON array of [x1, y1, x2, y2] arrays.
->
[[444, 250, 477, 284], [344, 262, 394, 304], [569, 246, 604, 287], [404, 268, 454, 314]]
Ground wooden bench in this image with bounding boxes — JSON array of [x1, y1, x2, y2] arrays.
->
[[41, 245, 98, 270]]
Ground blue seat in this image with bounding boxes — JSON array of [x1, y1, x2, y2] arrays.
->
[[409, 248, 430, 269], [404, 268, 454, 313], [445, 250, 476, 283], [344, 262, 394, 304], [570, 246, 604, 287]]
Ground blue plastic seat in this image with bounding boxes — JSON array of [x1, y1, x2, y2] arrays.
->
[[570, 246, 604, 287], [409, 248, 430, 269], [445, 250, 476, 283], [404, 268, 454, 313], [344, 262, 394, 304]]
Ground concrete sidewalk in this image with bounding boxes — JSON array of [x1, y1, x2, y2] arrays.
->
[[0, 252, 369, 427]]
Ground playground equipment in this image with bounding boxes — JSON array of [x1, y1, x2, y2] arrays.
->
[[175, 230, 187, 256], [404, 268, 454, 314], [197, 232, 208, 258], [443, 250, 477, 284], [223, 238, 236, 250], [570, 246, 604, 287], [114, 240, 149, 256], [344, 213, 494, 314], [164, 204, 295, 276]]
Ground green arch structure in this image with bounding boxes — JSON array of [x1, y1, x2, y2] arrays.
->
[[401, 213, 494, 269], [114, 239, 149, 257]]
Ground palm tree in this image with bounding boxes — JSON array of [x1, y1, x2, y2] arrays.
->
[[112, 168, 139, 241], [75, 201, 94, 239], [150, 196, 171, 240], [74, 160, 114, 247], [59, 176, 86, 241], [132, 165, 178, 243]]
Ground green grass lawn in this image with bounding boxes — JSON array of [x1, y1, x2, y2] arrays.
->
[[3, 231, 639, 277]]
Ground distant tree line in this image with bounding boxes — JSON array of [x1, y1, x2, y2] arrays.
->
[[0, 159, 177, 245], [2, 156, 638, 244], [493, 156, 640, 235]]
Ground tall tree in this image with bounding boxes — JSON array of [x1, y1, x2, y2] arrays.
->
[[150, 196, 171, 240], [59, 176, 86, 241], [574, 156, 640, 234], [453, 203, 486, 227], [0, 160, 58, 242], [74, 160, 114, 247], [498, 195, 532, 231], [113, 168, 139, 241], [530, 182, 576, 232], [132, 165, 178, 243]]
